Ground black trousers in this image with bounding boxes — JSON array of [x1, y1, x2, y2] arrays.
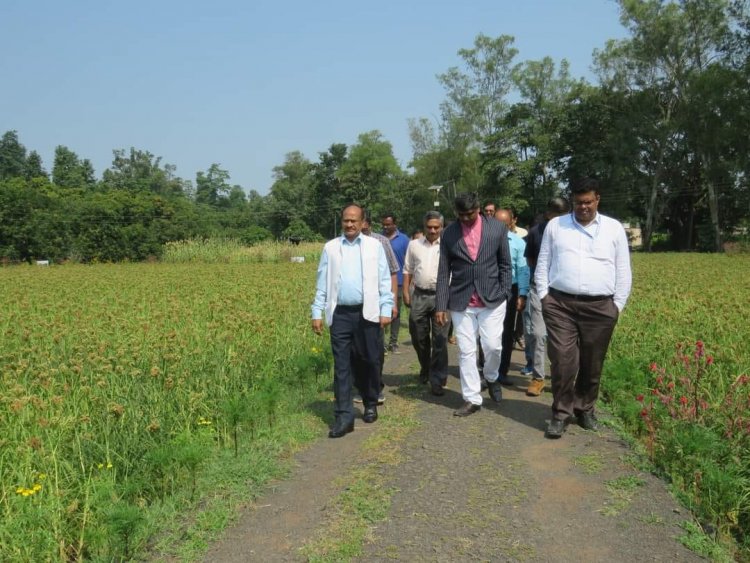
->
[[330, 305, 382, 423], [408, 287, 450, 385], [499, 283, 519, 376]]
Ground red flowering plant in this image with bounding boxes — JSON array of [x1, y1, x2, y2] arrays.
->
[[637, 341, 750, 542]]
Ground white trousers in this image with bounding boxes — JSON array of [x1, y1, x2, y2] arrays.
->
[[451, 303, 507, 405]]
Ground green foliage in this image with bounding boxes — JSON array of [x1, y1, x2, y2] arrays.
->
[[605, 254, 750, 555], [0, 262, 331, 560]]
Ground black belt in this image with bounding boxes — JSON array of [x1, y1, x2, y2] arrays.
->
[[414, 287, 436, 294], [549, 288, 613, 302], [335, 303, 363, 312]]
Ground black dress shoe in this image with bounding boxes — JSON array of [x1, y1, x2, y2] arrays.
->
[[480, 377, 488, 391], [577, 412, 599, 431], [419, 372, 429, 384], [329, 419, 354, 438], [498, 374, 513, 386], [545, 419, 566, 439], [430, 382, 445, 396], [487, 380, 502, 403], [363, 406, 378, 423], [453, 402, 481, 417]]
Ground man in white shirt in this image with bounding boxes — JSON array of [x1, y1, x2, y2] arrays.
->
[[535, 178, 632, 438], [403, 211, 450, 395]]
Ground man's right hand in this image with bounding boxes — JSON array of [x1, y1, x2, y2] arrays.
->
[[311, 319, 323, 335], [435, 311, 448, 326], [403, 291, 411, 308]]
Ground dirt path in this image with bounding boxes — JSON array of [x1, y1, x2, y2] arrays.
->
[[204, 341, 702, 562]]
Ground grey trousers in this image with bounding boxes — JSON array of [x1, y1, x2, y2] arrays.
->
[[408, 288, 450, 385], [524, 285, 547, 379]]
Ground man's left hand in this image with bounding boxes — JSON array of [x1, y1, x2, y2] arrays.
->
[[380, 316, 392, 328], [517, 296, 527, 312]]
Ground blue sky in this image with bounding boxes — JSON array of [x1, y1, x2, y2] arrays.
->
[[1, 0, 627, 194]]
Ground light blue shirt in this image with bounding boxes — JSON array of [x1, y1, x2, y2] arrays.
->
[[508, 231, 530, 297], [311, 233, 393, 320], [535, 212, 632, 311]]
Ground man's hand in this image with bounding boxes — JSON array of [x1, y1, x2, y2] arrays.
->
[[403, 290, 411, 308], [311, 319, 323, 335], [435, 311, 448, 326], [380, 316, 392, 328], [392, 305, 399, 319], [517, 296, 527, 312]]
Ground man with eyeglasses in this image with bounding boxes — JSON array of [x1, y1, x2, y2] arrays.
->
[[536, 178, 632, 438]]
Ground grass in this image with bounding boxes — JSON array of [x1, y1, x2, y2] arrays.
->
[[301, 393, 420, 562], [573, 454, 605, 474], [162, 238, 322, 263]]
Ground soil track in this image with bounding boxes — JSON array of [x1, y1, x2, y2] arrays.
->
[[204, 340, 702, 562]]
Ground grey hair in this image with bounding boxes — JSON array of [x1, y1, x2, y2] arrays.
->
[[423, 210, 444, 225]]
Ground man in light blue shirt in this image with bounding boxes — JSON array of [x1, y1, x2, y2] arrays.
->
[[494, 209, 530, 383], [312, 204, 394, 438]]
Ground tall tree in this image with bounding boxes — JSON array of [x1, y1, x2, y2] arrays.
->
[[267, 151, 314, 236], [336, 131, 402, 215], [0, 130, 28, 180], [595, 0, 741, 250], [195, 163, 232, 207], [52, 145, 95, 189], [25, 150, 47, 179]]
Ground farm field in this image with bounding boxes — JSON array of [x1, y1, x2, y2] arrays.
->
[[604, 253, 750, 554], [1, 253, 749, 560], [0, 261, 328, 561]]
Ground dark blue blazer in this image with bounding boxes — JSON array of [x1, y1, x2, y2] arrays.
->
[[436, 216, 512, 312]]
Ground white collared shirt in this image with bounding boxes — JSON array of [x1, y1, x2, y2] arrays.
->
[[535, 212, 632, 311], [403, 236, 441, 291]]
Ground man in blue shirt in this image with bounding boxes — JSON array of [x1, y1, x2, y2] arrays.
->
[[381, 212, 410, 353], [494, 208, 530, 384], [312, 205, 394, 438]]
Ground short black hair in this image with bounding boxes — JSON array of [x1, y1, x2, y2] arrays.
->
[[570, 177, 600, 196], [483, 201, 496, 208], [454, 193, 480, 213], [381, 212, 397, 223]]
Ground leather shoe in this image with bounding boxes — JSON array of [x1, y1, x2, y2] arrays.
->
[[545, 419, 566, 439], [328, 419, 354, 438], [430, 382, 445, 396], [577, 412, 599, 431], [363, 406, 378, 423], [487, 380, 502, 403], [453, 402, 481, 417], [498, 374, 513, 386], [419, 371, 429, 384]]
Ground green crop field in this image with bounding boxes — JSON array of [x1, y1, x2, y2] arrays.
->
[[1, 253, 749, 560], [0, 261, 328, 561]]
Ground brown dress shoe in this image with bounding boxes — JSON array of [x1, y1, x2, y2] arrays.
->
[[453, 402, 481, 417]]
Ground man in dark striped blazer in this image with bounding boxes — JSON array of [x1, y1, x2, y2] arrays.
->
[[436, 193, 513, 416]]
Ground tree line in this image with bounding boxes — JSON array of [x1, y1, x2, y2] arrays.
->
[[2, 0, 748, 263]]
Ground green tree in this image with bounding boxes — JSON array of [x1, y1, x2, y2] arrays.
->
[[0, 130, 28, 180], [102, 148, 185, 196], [336, 131, 402, 215], [52, 145, 95, 189], [25, 150, 47, 179], [195, 163, 231, 207], [267, 151, 314, 236]]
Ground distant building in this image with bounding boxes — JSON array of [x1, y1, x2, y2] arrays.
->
[[622, 222, 642, 249]]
